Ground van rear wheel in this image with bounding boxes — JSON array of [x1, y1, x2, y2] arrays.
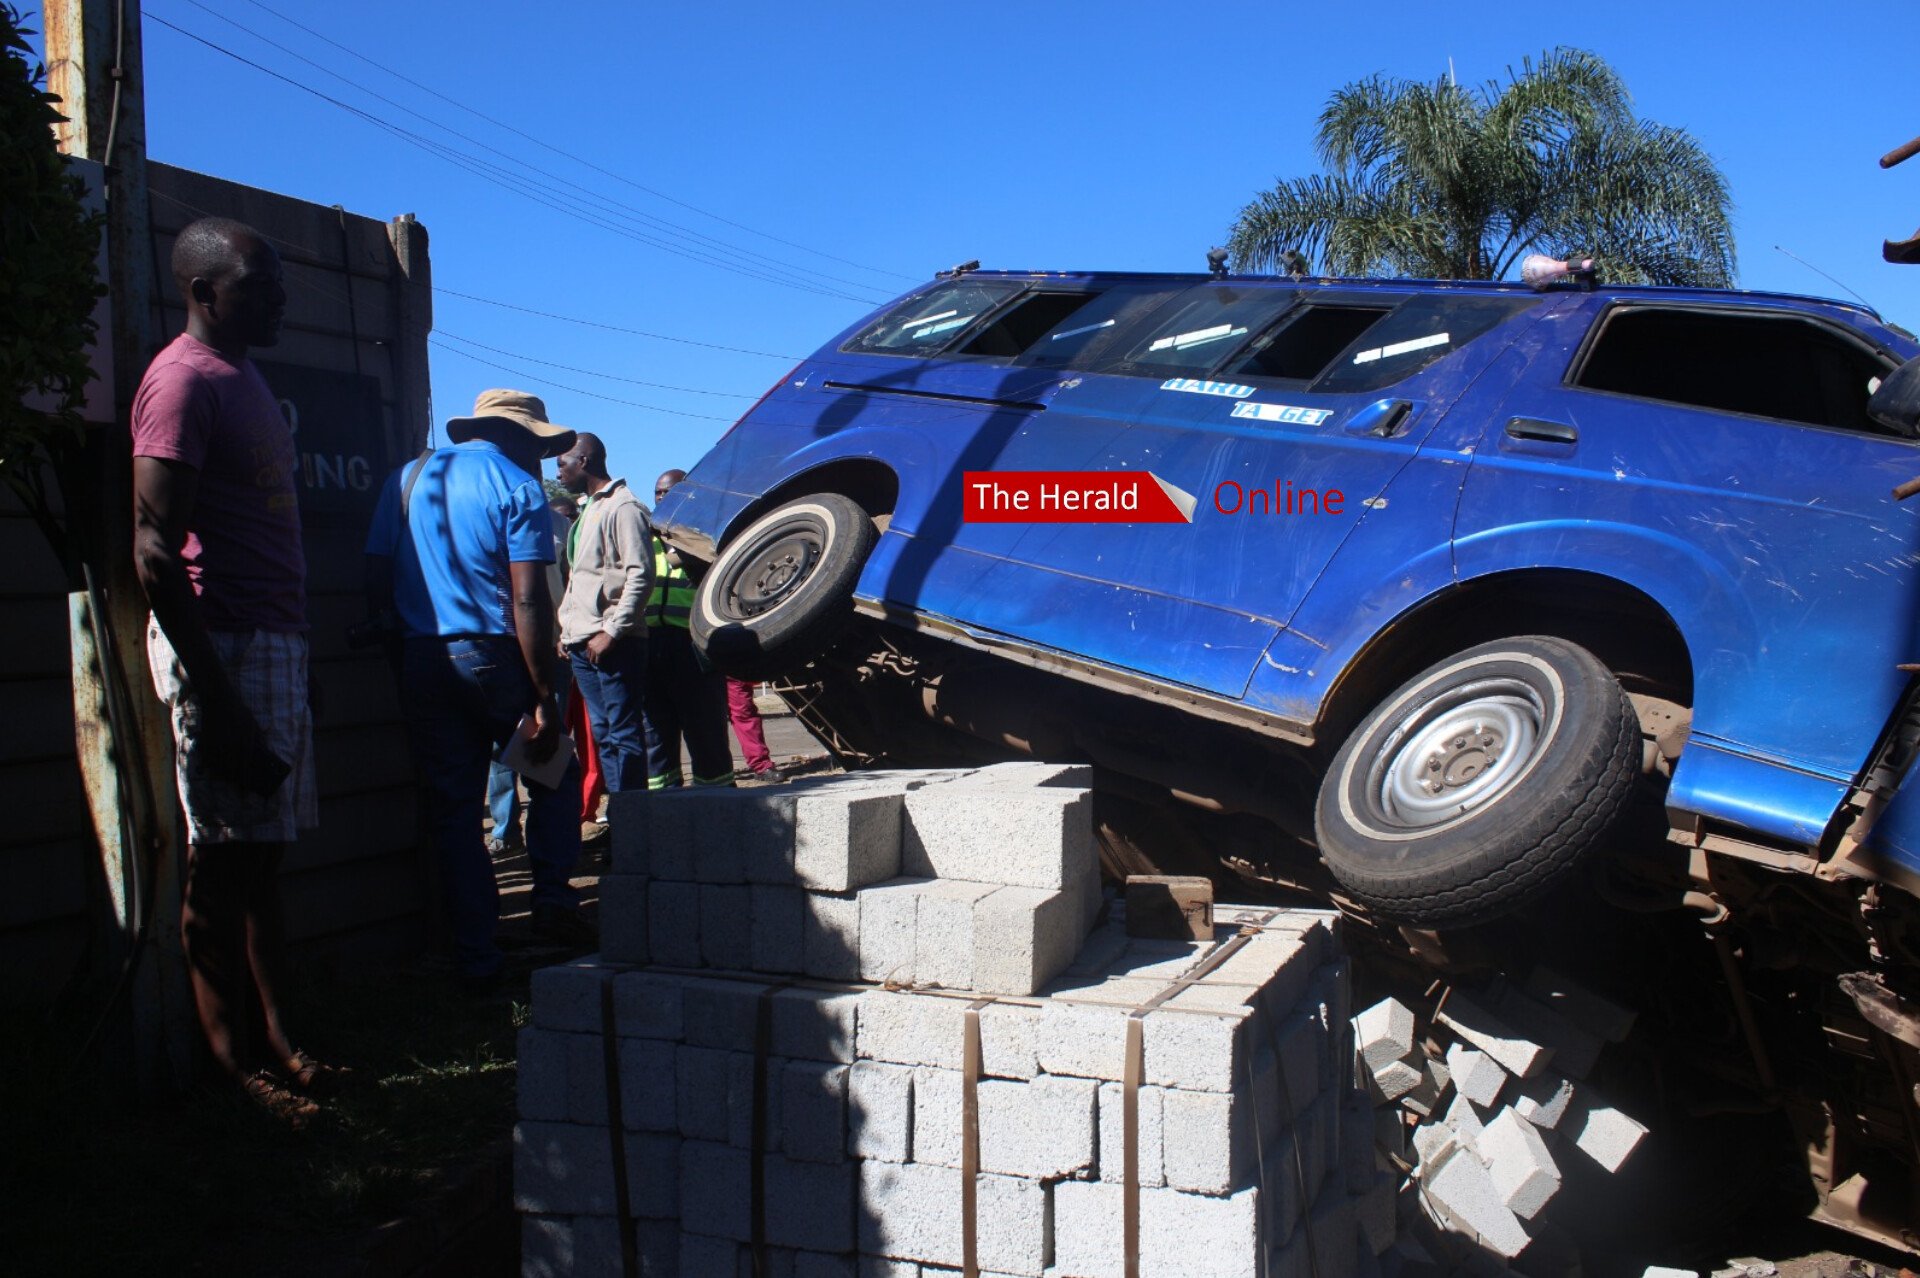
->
[[1314, 636, 1640, 928], [691, 494, 877, 680]]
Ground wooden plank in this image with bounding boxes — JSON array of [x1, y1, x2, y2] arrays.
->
[[0, 840, 89, 930]]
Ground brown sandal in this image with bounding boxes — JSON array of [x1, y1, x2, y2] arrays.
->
[[242, 1069, 320, 1130], [282, 1050, 352, 1098]]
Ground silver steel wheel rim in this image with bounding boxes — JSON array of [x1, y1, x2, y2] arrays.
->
[[1369, 677, 1549, 828]]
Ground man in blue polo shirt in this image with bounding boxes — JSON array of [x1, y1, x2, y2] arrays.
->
[[365, 389, 588, 988]]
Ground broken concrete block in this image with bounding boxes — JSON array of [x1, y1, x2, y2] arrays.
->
[[530, 959, 614, 1033], [1524, 965, 1637, 1043], [1353, 997, 1419, 1075], [1566, 1093, 1649, 1173], [1437, 992, 1552, 1079], [597, 873, 649, 963], [802, 891, 862, 981], [610, 970, 685, 1040], [1446, 1042, 1507, 1108], [780, 1061, 849, 1164], [1494, 986, 1604, 1080], [750, 883, 806, 974], [700, 883, 753, 969], [972, 884, 1082, 996], [902, 783, 1095, 890], [1425, 1143, 1531, 1259], [1053, 1181, 1262, 1278], [1473, 1108, 1561, 1220], [1399, 1053, 1449, 1118], [848, 1060, 914, 1162], [770, 986, 860, 1063], [857, 1163, 1047, 1275], [1512, 1072, 1576, 1130], [1097, 1080, 1167, 1188], [647, 879, 703, 968], [1368, 1059, 1424, 1103], [1410, 1121, 1460, 1172], [1442, 1092, 1485, 1146]]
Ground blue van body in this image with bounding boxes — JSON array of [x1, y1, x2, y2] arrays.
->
[[655, 270, 1920, 882]]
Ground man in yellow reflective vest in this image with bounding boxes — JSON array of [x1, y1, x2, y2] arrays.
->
[[643, 470, 735, 788]]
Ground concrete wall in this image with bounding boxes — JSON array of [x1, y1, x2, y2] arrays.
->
[[0, 161, 435, 1008]]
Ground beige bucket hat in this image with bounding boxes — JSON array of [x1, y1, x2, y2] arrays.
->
[[446, 388, 577, 457]]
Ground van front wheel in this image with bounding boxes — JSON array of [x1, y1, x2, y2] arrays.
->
[[1314, 636, 1640, 928], [691, 494, 877, 680]]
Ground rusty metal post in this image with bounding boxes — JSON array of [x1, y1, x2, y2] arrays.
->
[[43, 0, 193, 1095]]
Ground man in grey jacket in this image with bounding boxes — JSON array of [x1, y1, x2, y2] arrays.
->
[[555, 433, 654, 791]]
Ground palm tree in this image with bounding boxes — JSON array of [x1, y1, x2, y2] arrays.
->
[[1227, 49, 1736, 287]]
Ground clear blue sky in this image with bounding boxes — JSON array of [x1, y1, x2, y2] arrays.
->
[[59, 0, 1920, 494]]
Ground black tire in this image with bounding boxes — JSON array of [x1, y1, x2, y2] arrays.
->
[[690, 494, 877, 680], [1314, 636, 1640, 928]]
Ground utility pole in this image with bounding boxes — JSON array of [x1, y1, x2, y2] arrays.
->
[[43, 0, 194, 1097]]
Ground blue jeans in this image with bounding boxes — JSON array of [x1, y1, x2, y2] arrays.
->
[[569, 635, 649, 793], [402, 636, 582, 977], [486, 661, 569, 840]]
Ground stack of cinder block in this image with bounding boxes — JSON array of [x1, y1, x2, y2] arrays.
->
[[517, 765, 1375, 1277], [1348, 971, 1646, 1269]]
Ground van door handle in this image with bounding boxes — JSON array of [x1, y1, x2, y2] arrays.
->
[[1347, 398, 1417, 437], [1505, 417, 1579, 444]]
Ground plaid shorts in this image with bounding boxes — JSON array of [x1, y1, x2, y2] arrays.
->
[[147, 617, 320, 845]]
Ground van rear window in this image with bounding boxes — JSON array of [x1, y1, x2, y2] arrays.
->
[[1311, 295, 1537, 393], [843, 280, 1022, 357]]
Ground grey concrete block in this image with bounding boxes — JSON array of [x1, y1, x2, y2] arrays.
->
[[859, 877, 927, 984], [916, 879, 998, 988], [793, 790, 906, 892], [700, 884, 753, 969], [654, 788, 747, 883], [1445, 1042, 1507, 1108], [617, 1036, 678, 1131], [1495, 986, 1604, 1080], [770, 986, 860, 1063], [517, 1028, 569, 1122], [979, 1074, 1098, 1179], [1305, 1189, 1358, 1278], [1353, 997, 1418, 1076], [681, 974, 771, 1050], [648, 880, 704, 968], [1437, 992, 1552, 1079], [1355, 1168, 1398, 1257], [909, 1066, 961, 1167], [964, 760, 1095, 787], [1566, 1092, 1649, 1173], [680, 1233, 743, 1274], [531, 960, 615, 1033], [1425, 1146, 1530, 1259], [522, 1213, 623, 1278], [1474, 1107, 1560, 1220], [794, 1254, 858, 1278], [856, 989, 967, 1068], [1340, 1088, 1376, 1190], [677, 1045, 750, 1143], [1160, 1086, 1244, 1195], [599, 873, 650, 963], [979, 1002, 1040, 1080], [623, 1130, 681, 1219], [1513, 1071, 1576, 1130], [1053, 1181, 1262, 1278], [858, 1259, 921, 1278], [607, 787, 651, 874], [565, 1030, 611, 1126], [848, 1060, 913, 1162], [1065, 918, 1130, 977], [751, 884, 807, 974], [901, 784, 1095, 890], [972, 885, 1082, 996], [513, 1120, 615, 1215], [764, 1155, 856, 1252], [856, 1163, 1048, 1276], [1442, 1092, 1486, 1146], [1523, 965, 1637, 1043], [680, 1139, 752, 1241], [1363, 1057, 1423, 1105], [1411, 1120, 1460, 1171], [612, 970, 686, 1040], [1373, 1103, 1408, 1164], [1097, 1080, 1167, 1187], [1147, 1005, 1255, 1093], [780, 1061, 849, 1164], [1272, 1007, 1325, 1114], [803, 891, 862, 981]]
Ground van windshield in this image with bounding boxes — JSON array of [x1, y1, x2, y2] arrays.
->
[[842, 281, 1022, 357]]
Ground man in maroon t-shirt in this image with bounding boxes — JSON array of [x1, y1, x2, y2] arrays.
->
[[132, 217, 334, 1127]]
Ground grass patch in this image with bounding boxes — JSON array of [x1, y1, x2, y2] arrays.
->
[[0, 959, 533, 1277]]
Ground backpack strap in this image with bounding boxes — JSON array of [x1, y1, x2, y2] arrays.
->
[[399, 448, 434, 522]]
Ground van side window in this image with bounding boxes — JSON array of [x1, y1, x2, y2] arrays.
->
[[959, 292, 1106, 358], [1017, 284, 1192, 369], [843, 280, 1022, 357], [1311, 295, 1538, 394], [1574, 306, 1894, 434], [1097, 286, 1301, 378], [1224, 306, 1390, 381]]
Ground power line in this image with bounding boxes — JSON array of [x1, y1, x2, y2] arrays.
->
[[234, 0, 918, 284], [146, 13, 889, 304], [428, 336, 739, 421], [434, 330, 758, 397], [432, 286, 808, 360], [174, 0, 895, 300]]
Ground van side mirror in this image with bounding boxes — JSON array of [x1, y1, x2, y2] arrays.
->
[[1869, 353, 1920, 437]]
